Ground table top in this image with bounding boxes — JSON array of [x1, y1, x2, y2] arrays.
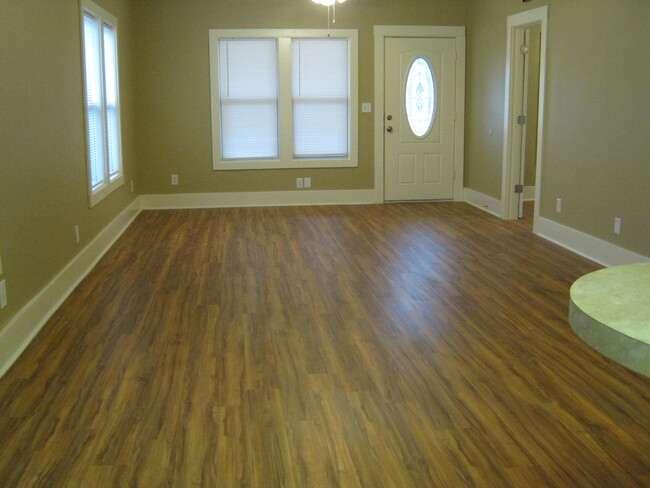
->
[[570, 262, 650, 345]]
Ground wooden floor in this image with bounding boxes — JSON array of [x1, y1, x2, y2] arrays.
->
[[0, 203, 648, 487]]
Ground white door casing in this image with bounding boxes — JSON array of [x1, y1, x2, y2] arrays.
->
[[373, 26, 465, 204], [502, 6, 548, 228], [513, 27, 531, 219], [384, 37, 456, 201]]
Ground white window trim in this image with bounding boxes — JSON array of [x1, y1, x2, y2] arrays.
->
[[209, 29, 359, 171], [80, 0, 124, 207]]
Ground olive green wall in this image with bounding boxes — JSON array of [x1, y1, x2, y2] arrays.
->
[[465, 0, 649, 257], [0, 0, 137, 335], [132, 0, 468, 194]]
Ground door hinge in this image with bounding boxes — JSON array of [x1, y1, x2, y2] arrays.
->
[[514, 184, 524, 194], [517, 115, 526, 125]]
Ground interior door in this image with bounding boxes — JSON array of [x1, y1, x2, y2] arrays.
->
[[384, 37, 456, 201]]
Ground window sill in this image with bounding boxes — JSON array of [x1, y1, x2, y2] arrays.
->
[[213, 158, 358, 171], [89, 175, 124, 207]]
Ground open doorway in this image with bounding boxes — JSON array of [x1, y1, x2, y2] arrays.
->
[[521, 24, 542, 222], [501, 7, 548, 231]]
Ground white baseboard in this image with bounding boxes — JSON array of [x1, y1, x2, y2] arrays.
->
[[140, 189, 378, 209], [462, 187, 648, 267], [0, 198, 142, 379], [535, 217, 649, 267], [463, 187, 504, 218]]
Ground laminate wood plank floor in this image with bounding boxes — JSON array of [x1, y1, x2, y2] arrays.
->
[[1, 203, 648, 487]]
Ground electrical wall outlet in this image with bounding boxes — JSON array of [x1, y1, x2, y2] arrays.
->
[[296, 177, 304, 189], [556, 198, 562, 213], [130, 180, 134, 192], [361, 102, 372, 113], [614, 217, 622, 235], [171, 174, 179, 185], [74, 225, 80, 244], [0, 253, 3, 275], [304, 177, 311, 189], [0, 280, 7, 309]]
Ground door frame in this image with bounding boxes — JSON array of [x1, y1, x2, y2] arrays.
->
[[373, 25, 466, 203], [502, 6, 548, 228]]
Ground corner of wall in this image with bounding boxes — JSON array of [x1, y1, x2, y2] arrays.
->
[[463, 187, 504, 217], [535, 217, 650, 268]]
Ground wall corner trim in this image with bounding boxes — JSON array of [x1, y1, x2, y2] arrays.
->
[[535, 217, 649, 267], [463, 188, 649, 267], [463, 187, 504, 218], [0, 198, 143, 379]]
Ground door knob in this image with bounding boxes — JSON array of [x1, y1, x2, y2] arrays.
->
[[386, 126, 393, 133], [386, 115, 393, 120]]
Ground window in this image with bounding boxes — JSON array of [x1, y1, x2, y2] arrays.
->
[[405, 57, 436, 137], [81, 0, 123, 206], [218, 39, 279, 160], [292, 38, 349, 159], [209, 29, 358, 170]]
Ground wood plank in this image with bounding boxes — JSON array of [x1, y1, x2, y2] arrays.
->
[[0, 203, 648, 487]]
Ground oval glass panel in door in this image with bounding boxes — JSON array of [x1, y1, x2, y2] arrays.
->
[[405, 57, 436, 137]]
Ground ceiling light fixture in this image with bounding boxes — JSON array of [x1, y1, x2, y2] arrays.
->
[[312, 0, 346, 29]]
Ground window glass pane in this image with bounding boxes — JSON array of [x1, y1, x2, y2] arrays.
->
[[405, 57, 436, 137], [83, 13, 105, 189], [293, 101, 348, 157], [103, 23, 121, 179], [292, 39, 348, 98], [219, 39, 278, 159], [221, 101, 278, 160], [292, 39, 349, 158]]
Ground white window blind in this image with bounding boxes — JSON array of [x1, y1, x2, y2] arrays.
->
[[292, 39, 349, 158], [103, 24, 121, 180], [218, 39, 278, 160], [83, 13, 105, 190]]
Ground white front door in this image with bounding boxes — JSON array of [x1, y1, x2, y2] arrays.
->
[[384, 37, 456, 201]]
